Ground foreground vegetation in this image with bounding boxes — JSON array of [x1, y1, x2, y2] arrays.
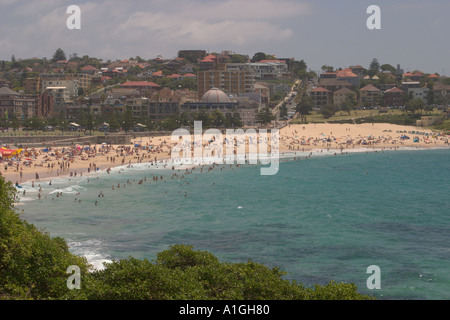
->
[[0, 176, 373, 300]]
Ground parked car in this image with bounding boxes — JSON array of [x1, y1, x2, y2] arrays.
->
[[44, 126, 55, 131]]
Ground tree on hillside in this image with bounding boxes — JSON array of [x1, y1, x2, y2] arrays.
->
[[251, 52, 267, 63], [229, 54, 249, 63], [321, 65, 334, 73], [380, 64, 396, 74], [320, 105, 336, 119], [341, 96, 357, 115], [296, 94, 313, 122], [0, 176, 90, 299], [280, 104, 288, 118], [290, 60, 308, 78], [52, 48, 67, 62], [122, 108, 134, 131], [368, 58, 380, 77], [406, 98, 425, 114], [255, 107, 275, 125]]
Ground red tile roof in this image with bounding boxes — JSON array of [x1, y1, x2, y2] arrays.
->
[[310, 87, 331, 92], [81, 65, 99, 71], [166, 74, 181, 78], [337, 68, 358, 78], [360, 84, 380, 92], [203, 54, 217, 60]]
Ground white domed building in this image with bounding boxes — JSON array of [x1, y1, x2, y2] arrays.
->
[[181, 87, 259, 127], [201, 87, 231, 103]]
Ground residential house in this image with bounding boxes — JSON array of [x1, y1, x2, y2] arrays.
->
[[428, 74, 440, 81], [403, 71, 424, 82], [24, 78, 40, 94], [40, 73, 92, 92], [333, 87, 356, 108], [127, 97, 149, 118], [407, 87, 429, 103], [384, 87, 404, 107], [318, 78, 354, 92], [166, 74, 182, 80], [336, 68, 360, 87], [432, 82, 450, 104], [81, 65, 100, 75], [319, 72, 337, 80], [359, 84, 382, 107], [401, 81, 421, 93], [199, 56, 216, 71], [180, 64, 195, 74], [309, 87, 332, 108], [148, 101, 180, 120], [0, 86, 36, 120], [254, 82, 271, 108], [45, 87, 71, 105]]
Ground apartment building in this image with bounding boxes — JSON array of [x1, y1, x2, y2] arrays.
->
[[197, 69, 255, 100], [309, 87, 332, 108], [226, 60, 288, 80], [359, 84, 382, 107], [0, 86, 36, 120]]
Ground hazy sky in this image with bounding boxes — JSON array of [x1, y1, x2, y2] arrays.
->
[[1, 0, 449, 75]]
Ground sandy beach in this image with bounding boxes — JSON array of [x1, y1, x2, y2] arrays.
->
[[1, 123, 449, 185]]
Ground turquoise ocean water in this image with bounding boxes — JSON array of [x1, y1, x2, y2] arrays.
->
[[17, 147, 450, 299]]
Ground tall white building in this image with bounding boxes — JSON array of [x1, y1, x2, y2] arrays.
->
[[226, 61, 288, 80]]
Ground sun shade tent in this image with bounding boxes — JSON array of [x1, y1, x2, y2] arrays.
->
[[70, 122, 80, 127], [0, 148, 22, 158]]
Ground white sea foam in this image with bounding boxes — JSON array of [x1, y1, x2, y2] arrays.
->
[[68, 239, 113, 271], [49, 185, 84, 195]]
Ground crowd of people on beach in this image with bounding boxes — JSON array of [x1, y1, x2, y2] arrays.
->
[[1, 124, 450, 192]]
